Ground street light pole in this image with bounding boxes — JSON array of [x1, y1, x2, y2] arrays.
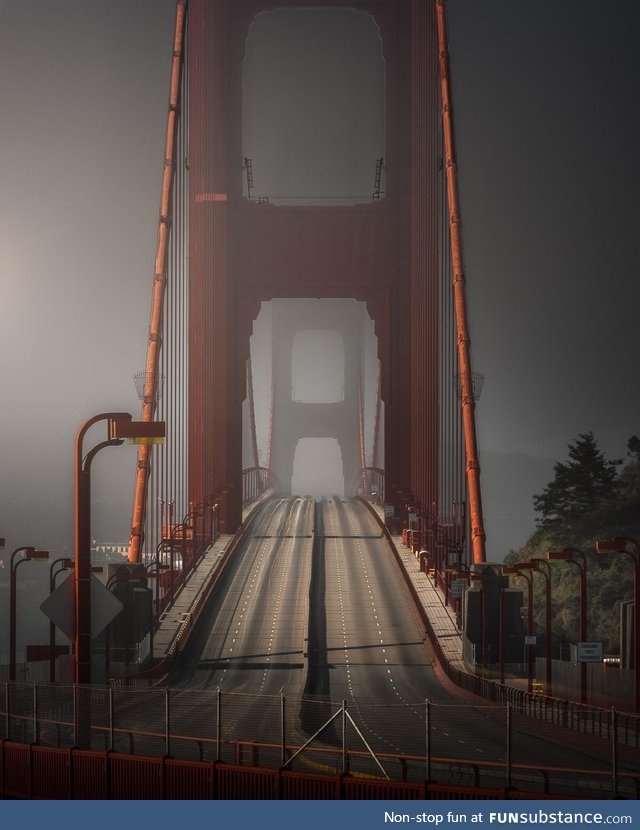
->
[[10, 547, 49, 681], [530, 558, 553, 696], [143, 561, 169, 662], [499, 583, 505, 684], [104, 570, 130, 682], [49, 557, 73, 682], [596, 537, 640, 712], [503, 566, 534, 692], [74, 413, 165, 684], [548, 548, 588, 704]]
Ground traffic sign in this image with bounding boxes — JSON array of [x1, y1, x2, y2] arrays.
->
[[577, 641, 603, 663], [451, 579, 467, 598], [41, 575, 123, 640]]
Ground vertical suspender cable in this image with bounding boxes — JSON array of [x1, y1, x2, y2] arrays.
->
[[129, 1, 187, 562], [371, 362, 381, 471], [435, 0, 486, 563], [247, 355, 259, 471], [266, 357, 275, 473]]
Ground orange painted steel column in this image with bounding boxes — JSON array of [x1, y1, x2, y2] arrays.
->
[[129, 1, 187, 562], [435, 0, 486, 563]]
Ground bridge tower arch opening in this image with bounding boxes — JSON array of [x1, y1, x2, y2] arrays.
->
[[242, 7, 385, 206], [245, 298, 382, 498], [292, 438, 345, 498], [292, 329, 345, 404]]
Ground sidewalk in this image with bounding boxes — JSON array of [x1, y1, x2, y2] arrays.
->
[[368, 505, 466, 673], [151, 503, 261, 664], [393, 534, 467, 672], [152, 532, 235, 661]]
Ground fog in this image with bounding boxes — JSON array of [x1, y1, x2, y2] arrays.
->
[[249, 299, 380, 499], [1, 1, 639, 656]]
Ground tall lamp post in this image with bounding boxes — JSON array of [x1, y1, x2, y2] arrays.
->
[[529, 558, 554, 696], [142, 561, 169, 661], [75, 413, 164, 684], [10, 547, 49, 681], [49, 557, 73, 682], [548, 548, 588, 704], [104, 570, 132, 682], [596, 537, 639, 712], [503, 565, 534, 692]]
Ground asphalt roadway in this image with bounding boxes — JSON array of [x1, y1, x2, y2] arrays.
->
[[161, 496, 634, 790]]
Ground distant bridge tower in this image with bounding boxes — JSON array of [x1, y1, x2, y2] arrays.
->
[[268, 299, 364, 496]]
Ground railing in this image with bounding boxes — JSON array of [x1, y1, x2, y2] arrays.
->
[[0, 683, 637, 799], [423, 582, 640, 746], [352, 467, 385, 503], [242, 467, 279, 506], [1, 742, 596, 801], [374, 505, 640, 751], [150, 489, 229, 618]]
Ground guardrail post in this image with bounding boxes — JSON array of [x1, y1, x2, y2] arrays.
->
[[342, 700, 348, 774], [281, 693, 286, 766], [33, 682, 38, 745], [216, 689, 221, 762], [425, 698, 431, 782], [73, 684, 78, 747], [611, 707, 617, 798], [165, 687, 171, 756], [506, 702, 512, 790], [109, 685, 114, 751]]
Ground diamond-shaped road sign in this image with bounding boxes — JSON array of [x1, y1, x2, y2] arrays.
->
[[41, 575, 123, 640]]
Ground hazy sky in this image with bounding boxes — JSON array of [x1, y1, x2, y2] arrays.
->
[[1, 0, 639, 561]]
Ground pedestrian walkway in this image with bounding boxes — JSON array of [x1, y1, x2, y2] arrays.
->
[[393, 535, 466, 671], [368, 505, 466, 673], [152, 532, 234, 661], [150, 502, 265, 665]]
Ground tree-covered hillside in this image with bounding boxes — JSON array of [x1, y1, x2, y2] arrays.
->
[[504, 433, 640, 654]]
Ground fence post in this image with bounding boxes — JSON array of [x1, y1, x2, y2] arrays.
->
[[506, 702, 512, 789], [73, 684, 78, 747], [342, 700, 348, 774], [216, 689, 221, 762], [33, 682, 38, 745], [109, 686, 114, 751], [612, 707, 617, 798], [425, 698, 431, 782], [281, 693, 286, 766], [165, 687, 171, 757]]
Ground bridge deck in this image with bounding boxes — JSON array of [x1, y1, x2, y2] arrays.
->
[[151, 500, 466, 679]]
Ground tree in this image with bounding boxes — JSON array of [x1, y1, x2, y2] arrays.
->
[[533, 432, 620, 528], [613, 435, 640, 519]]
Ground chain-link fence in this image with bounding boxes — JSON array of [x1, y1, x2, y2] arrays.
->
[[1, 682, 638, 798]]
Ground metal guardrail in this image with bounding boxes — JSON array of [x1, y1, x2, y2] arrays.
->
[[242, 467, 279, 505], [2, 740, 600, 801], [0, 684, 637, 798]]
